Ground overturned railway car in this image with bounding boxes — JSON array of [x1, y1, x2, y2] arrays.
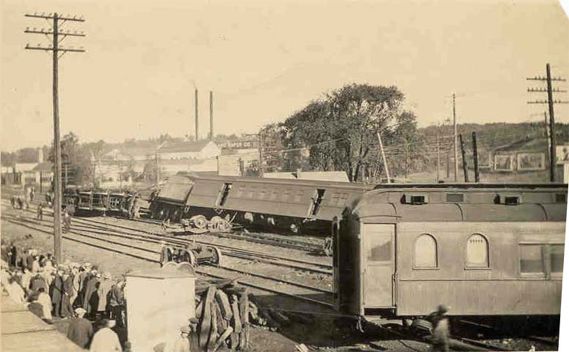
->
[[149, 173, 372, 235], [63, 188, 139, 217], [335, 183, 567, 321]]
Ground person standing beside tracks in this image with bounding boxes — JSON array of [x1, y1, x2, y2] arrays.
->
[[67, 307, 94, 349], [63, 208, 72, 233], [37, 287, 53, 322], [428, 305, 451, 352], [97, 272, 114, 318], [37, 202, 44, 221], [108, 279, 126, 327], [50, 268, 65, 318]]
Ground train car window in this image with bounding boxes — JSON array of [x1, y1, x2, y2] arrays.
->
[[216, 183, 232, 207], [550, 244, 564, 273], [555, 193, 566, 203], [519, 244, 545, 274], [367, 235, 392, 262], [414, 234, 438, 268], [466, 234, 489, 268]]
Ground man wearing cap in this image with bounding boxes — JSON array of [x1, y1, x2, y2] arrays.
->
[[67, 307, 93, 349], [50, 268, 65, 318], [109, 279, 126, 327], [83, 269, 100, 317], [61, 269, 73, 318], [29, 268, 47, 294], [89, 319, 122, 352], [97, 272, 114, 318], [428, 304, 450, 352]]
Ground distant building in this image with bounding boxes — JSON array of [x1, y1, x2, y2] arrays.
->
[[263, 170, 350, 182], [1, 148, 53, 188], [491, 138, 549, 172], [216, 134, 259, 150], [158, 140, 221, 160]]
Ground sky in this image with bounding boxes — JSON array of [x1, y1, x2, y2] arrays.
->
[[1, 0, 568, 151]]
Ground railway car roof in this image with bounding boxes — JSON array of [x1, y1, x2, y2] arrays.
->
[[350, 186, 568, 222]]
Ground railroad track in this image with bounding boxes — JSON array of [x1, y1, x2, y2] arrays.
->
[[1, 208, 334, 310], [53, 212, 333, 273], [68, 216, 332, 275]]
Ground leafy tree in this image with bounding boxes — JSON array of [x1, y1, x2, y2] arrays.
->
[[48, 132, 96, 186], [277, 83, 418, 182]]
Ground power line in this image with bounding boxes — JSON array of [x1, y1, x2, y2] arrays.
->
[[527, 63, 567, 182], [24, 11, 86, 262]]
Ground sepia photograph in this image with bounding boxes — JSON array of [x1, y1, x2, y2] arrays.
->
[[1, 0, 569, 351]]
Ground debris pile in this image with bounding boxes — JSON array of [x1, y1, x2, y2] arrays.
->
[[194, 278, 314, 351]]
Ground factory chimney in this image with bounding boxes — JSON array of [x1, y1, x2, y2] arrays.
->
[[194, 89, 199, 141], [209, 91, 214, 140]]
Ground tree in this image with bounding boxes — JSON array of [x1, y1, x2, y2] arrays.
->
[[48, 132, 96, 186], [279, 83, 415, 182]]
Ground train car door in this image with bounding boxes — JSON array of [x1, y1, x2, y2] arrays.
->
[[362, 223, 395, 308]]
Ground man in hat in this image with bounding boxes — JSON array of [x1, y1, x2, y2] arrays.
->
[[109, 279, 126, 327], [61, 269, 73, 318], [29, 268, 47, 294], [50, 268, 65, 318], [70, 264, 81, 308], [97, 272, 114, 318], [7, 241, 18, 268], [428, 304, 450, 352], [83, 269, 100, 317], [37, 287, 53, 322], [37, 202, 44, 221], [89, 319, 122, 352], [67, 307, 93, 349]]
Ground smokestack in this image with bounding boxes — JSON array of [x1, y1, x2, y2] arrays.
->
[[209, 91, 213, 140], [195, 88, 199, 141]]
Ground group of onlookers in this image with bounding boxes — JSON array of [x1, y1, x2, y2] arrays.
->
[[1, 242, 127, 351]]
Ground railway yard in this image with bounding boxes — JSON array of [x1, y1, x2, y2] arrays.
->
[[1, 186, 562, 352]]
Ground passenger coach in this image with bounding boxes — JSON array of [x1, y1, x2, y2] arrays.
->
[[335, 184, 567, 320]]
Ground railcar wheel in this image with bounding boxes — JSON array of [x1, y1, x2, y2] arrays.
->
[[190, 215, 208, 229], [210, 246, 223, 267], [187, 250, 197, 266]]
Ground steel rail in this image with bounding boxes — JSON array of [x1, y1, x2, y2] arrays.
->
[[2, 211, 334, 306], [69, 218, 332, 274]]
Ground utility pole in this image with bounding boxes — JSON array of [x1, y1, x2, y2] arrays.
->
[[453, 93, 458, 182], [155, 153, 161, 184], [459, 134, 469, 182], [436, 134, 440, 183], [195, 89, 199, 141], [377, 132, 391, 183], [25, 12, 85, 262], [472, 132, 480, 183], [258, 132, 264, 177], [544, 112, 551, 163], [527, 64, 568, 182], [209, 91, 214, 140]]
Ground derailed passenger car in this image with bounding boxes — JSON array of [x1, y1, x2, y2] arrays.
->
[[149, 173, 372, 235], [335, 183, 567, 320], [64, 188, 139, 217]]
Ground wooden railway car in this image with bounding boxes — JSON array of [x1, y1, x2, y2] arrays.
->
[[335, 183, 567, 321], [64, 188, 138, 217], [149, 173, 372, 235]]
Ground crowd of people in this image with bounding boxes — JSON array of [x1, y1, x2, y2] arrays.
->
[[1, 242, 128, 351]]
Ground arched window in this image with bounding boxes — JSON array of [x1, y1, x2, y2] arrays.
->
[[414, 234, 438, 268], [466, 234, 489, 268]]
